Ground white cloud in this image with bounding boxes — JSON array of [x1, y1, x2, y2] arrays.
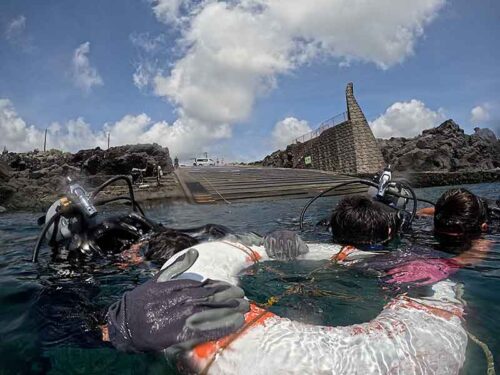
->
[[0, 98, 107, 152], [72, 42, 104, 93], [5, 15, 26, 41], [0, 99, 41, 151], [0, 98, 229, 158], [370, 99, 446, 139], [106, 114, 231, 157], [4, 15, 34, 51], [272, 117, 312, 149], [150, 0, 196, 26], [148, 0, 446, 154], [470, 104, 491, 124], [130, 32, 167, 53], [133, 61, 157, 90]]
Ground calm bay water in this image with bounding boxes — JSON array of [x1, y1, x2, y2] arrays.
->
[[0, 182, 498, 374]]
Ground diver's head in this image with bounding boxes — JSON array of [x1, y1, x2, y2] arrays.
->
[[143, 229, 199, 265], [434, 188, 488, 238], [330, 195, 401, 247]]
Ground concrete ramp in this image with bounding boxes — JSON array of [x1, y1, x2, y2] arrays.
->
[[175, 166, 367, 204]]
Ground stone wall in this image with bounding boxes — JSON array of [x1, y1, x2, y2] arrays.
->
[[345, 83, 386, 173], [262, 83, 384, 174]]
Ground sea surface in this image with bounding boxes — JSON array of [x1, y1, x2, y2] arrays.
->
[[0, 183, 498, 374]]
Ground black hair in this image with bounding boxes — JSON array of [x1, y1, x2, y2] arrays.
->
[[434, 188, 489, 237], [330, 195, 401, 246], [143, 229, 199, 265]]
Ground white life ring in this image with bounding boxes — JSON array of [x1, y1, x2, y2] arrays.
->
[[161, 241, 467, 374]]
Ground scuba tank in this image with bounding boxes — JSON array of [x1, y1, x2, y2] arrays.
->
[[33, 175, 154, 263], [44, 178, 98, 245], [368, 165, 410, 211]]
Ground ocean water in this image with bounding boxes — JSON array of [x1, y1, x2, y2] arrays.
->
[[0, 182, 498, 374]]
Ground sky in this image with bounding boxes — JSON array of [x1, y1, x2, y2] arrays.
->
[[0, 0, 499, 162]]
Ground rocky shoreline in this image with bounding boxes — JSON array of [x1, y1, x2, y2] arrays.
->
[[0, 144, 177, 212], [355, 170, 499, 188], [377, 120, 499, 172], [259, 120, 500, 187], [2, 120, 499, 213]]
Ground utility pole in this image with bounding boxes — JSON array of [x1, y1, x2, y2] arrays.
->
[[107, 132, 110, 150], [43, 128, 48, 152]]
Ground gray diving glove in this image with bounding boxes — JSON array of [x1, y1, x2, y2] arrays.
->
[[106, 248, 249, 353], [224, 231, 264, 247], [263, 230, 309, 260]]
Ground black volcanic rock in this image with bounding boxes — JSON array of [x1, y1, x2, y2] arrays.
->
[[0, 161, 10, 182], [261, 144, 301, 168], [72, 144, 173, 176], [0, 143, 174, 211], [378, 120, 500, 172]]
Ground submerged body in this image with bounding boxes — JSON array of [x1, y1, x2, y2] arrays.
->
[[161, 241, 467, 374]]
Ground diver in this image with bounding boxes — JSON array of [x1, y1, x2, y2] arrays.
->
[[32, 173, 307, 273], [33, 243, 251, 356], [32, 174, 249, 265], [31, 175, 252, 360], [329, 194, 403, 250], [385, 187, 495, 285], [119, 225, 308, 268]]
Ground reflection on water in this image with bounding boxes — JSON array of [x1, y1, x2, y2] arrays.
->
[[0, 183, 498, 374]]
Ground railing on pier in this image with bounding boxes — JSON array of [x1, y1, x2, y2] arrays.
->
[[293, 111, 348, 144]]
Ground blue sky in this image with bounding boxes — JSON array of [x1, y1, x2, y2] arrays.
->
[[0, 0, 499, 161]]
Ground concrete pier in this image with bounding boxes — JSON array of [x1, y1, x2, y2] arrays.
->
[[175, 166, 368, 204]]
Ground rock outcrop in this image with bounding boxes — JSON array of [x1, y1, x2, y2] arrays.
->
[[72, 144, 173, 176], [0, 144, 173, 211], [262, 146, 298, 168], [378, 120, 500, 171]]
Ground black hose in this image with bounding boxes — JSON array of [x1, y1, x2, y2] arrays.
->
[[298, 179, 423, 231], [90, 175, 138, 213], [384, 188, 435, 206], [32, 211, 61, 263], [299, 179, 379, 230], [397, 181, 418, 230], [94, 196, 146, 216]]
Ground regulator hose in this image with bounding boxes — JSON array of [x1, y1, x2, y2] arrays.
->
[[32, 211, 61, 263], [383, 188, 436, 207], [299, 179, 421, 231], [299, 180, 378, 230], [90, 175, 138, 213], [94, 196, 146, 216], [395, 180, 418, 230]]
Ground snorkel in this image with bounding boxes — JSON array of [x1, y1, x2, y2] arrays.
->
[[32, 175, 149, 263]]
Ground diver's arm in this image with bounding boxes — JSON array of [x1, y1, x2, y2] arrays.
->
[[451, 238, 492, 267], [175, 224, 232, 241], [385, 239, 492, 286], [103, 250, 249, 352], [101, 325, 110, 342], [117, 242, 145, 268], [416, 207, 435, 217]]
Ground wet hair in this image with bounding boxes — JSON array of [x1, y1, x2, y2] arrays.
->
[[330, 195, 401, 246], [144, 229, 199, 264], [434, 188, 489, 237]]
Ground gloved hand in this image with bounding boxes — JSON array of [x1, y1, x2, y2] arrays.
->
[[263, 230, 309, 260], [106, 249, 249, 353], [384, 258, 459, 286], [224, 231, 264, 247]]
